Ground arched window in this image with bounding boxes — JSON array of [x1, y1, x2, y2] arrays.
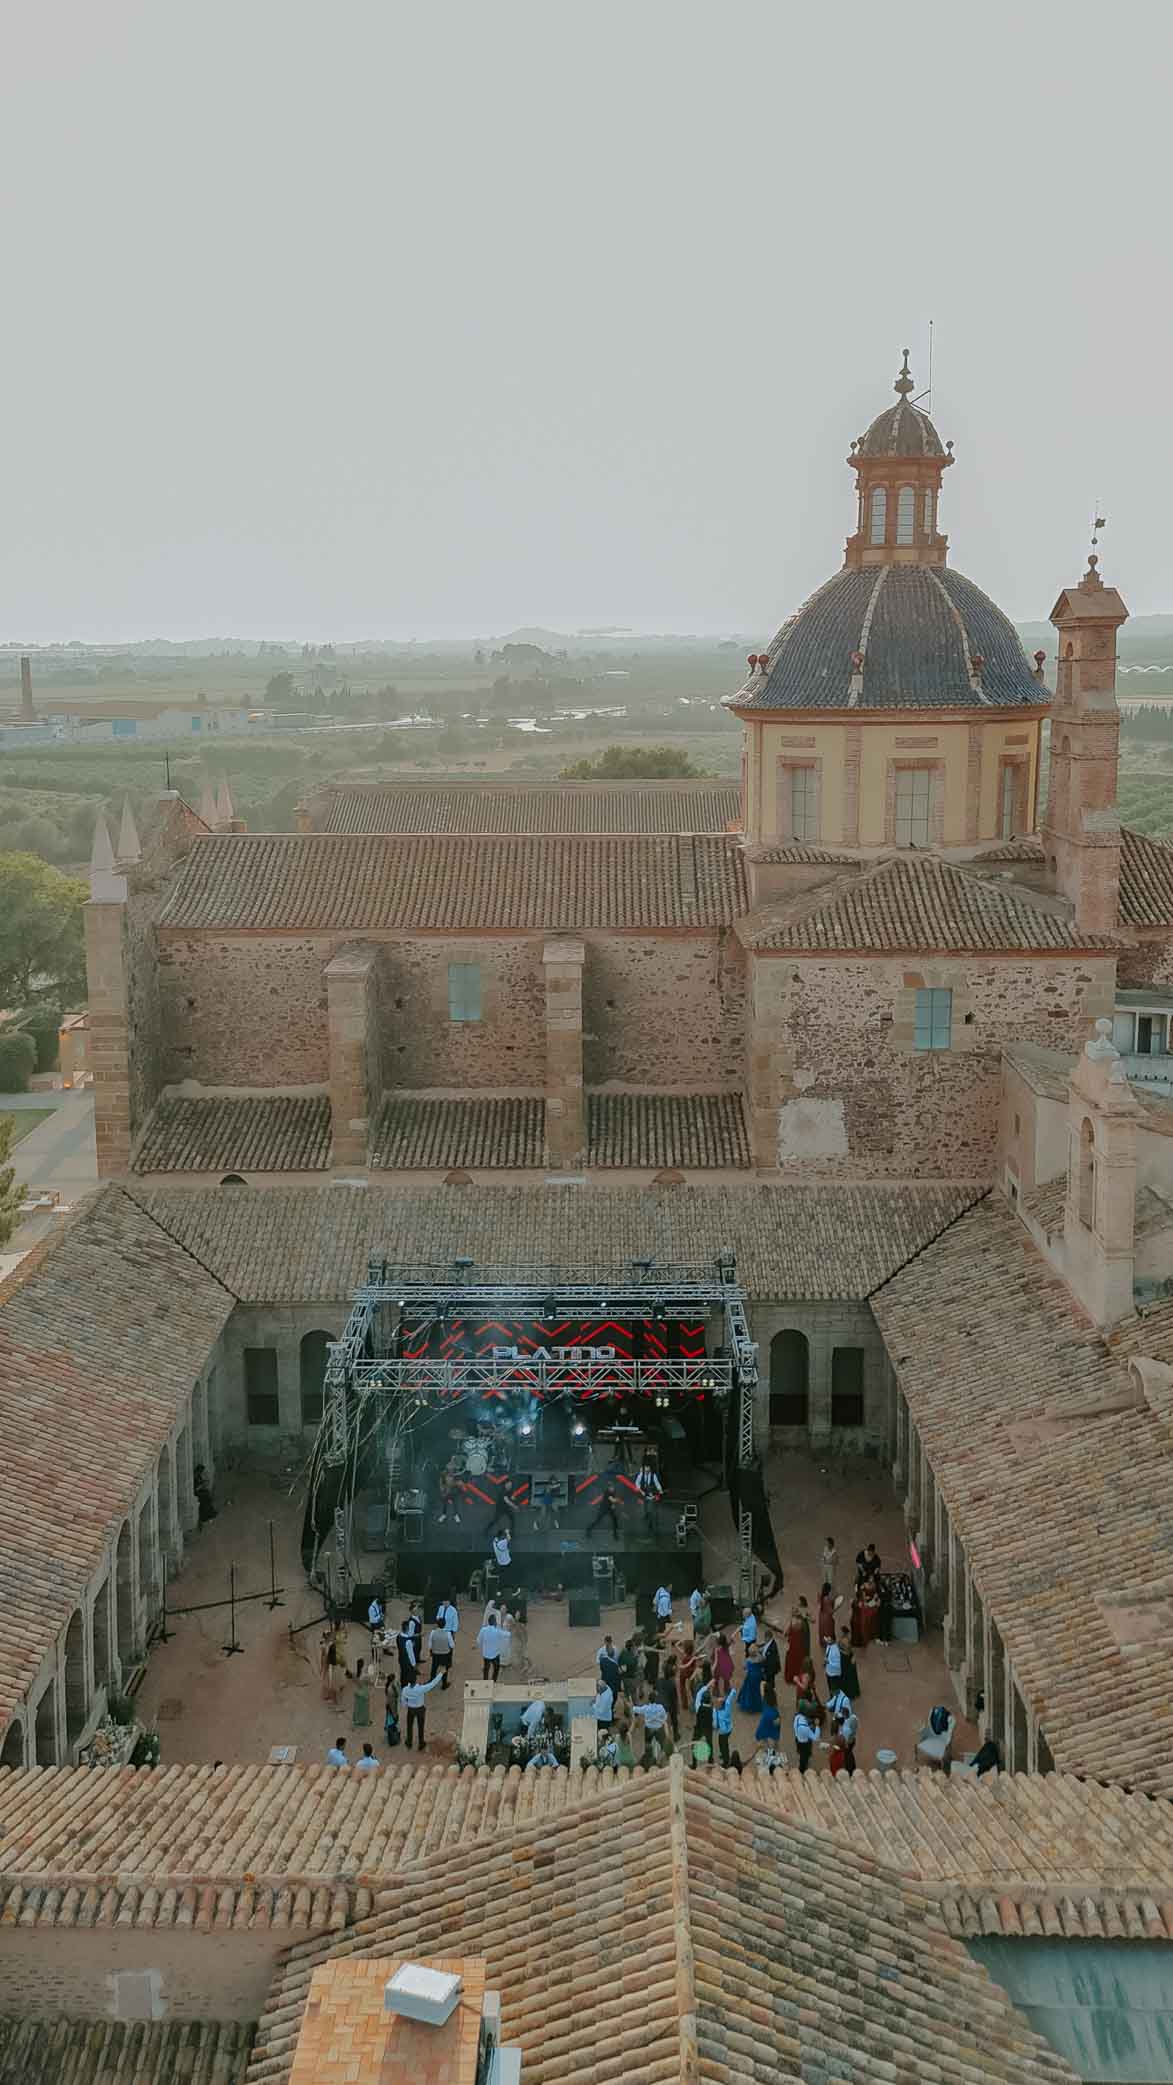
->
[[896, 486, 916, 545], [922, 488, 935, 534], [869, 487, 887, 545], [1078, 1118, 1095, 1229], [769, 1329, 809, 1427]]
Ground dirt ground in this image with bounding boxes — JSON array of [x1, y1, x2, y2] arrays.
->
[[135, 1447, 977, 1774]]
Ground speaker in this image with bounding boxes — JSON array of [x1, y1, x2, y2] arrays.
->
[[350, 1581, 382, 1623], [635, 1589, 657, 1633], [709, 1583, 737, 1626], [568, 1594, 602, 1629]]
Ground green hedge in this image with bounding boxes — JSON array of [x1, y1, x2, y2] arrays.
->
[[16, 1005, 62, 1072], [0, 1032, 37, 1092]]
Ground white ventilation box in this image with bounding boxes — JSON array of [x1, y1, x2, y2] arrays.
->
[[384, 1964, 463, 2027]]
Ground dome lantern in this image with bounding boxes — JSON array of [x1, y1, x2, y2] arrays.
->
[[844, 350, 954, 571]]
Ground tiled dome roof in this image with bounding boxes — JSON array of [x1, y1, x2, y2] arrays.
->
[[855, 348, 946, 457], [733, 564, 1044, 712]]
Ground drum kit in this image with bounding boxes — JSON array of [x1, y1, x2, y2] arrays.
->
[[452, 1418, 511, 1478]]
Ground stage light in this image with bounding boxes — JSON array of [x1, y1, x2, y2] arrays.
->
[[572, 1421, 586, 1438], [520, 1422, 533, 1437]]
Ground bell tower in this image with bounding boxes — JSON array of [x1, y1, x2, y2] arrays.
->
[[843, 350, 954, 570], [1042, 552, 1128, 935]]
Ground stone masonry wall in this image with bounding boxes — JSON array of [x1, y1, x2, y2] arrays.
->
[[378, 938, 546, 1092], [583, 932, 746, 1088], [751, 952, 1115, 1179], [0, 1926, 279, 2024], [157, 937, 334, 1086]]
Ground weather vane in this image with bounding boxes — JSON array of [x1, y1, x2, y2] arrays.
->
[[1090, 509, 1106, 554]]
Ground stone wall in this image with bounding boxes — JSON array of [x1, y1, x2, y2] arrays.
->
[[157, 937, 334, 1087], [582, 932, 746, 1088], [1116, 934, 1173, 993], [753, 1301, 888, 1454], [0, 1926, 277, 2024], [218, 1303, 349, 1454], [750, 952, 1115, 1178], [378, 938, 546, 1092]]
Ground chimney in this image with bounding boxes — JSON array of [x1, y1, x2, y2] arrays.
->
[[19, 655, 34, 721], [384, 1964, 463, 2027], [1041, 552, 1128, 934]]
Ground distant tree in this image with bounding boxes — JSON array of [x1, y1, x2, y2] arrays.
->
[[0, 1114, 23, 1246], [560, 745, 705, 781], [264, 670, 296, 706], [0, 853, 88, 1008]]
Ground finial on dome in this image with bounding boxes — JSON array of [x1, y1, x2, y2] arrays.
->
[[894, 348, 915, 398]]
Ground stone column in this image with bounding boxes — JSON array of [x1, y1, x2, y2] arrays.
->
[[326, 947, 379, 1168], [746, 957, 782, 1169], [542, 939, 586, 1168], [893, 1390, 908, 1491], [944, 1525, 965, 1669]]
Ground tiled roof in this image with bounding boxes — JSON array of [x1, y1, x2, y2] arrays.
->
[[746, 853, 1114, 953], [971, 837, 1046, 864], [587, 1092, 750, 1168], [133, 1096, 332, 1174], [1119, 825, 1173, 927], [859, 393, 946, 457], [370, 1096, 545, 1171], [872, 1195, 1173, 1796], [753, 1767, 1173, 1936], [734, 565, 1045, 713], [315, 780, 742, 836], [366, 1093, 751, 1172], [0, 1189, 233, 1730], [1003, 1042, 1073, 1102], [0, 1762, 618, 1932], [1019, 1177, 1066, 1235], [748, 844, 856, 865], [157, 833, 749, 933], [127, 1181, 983, 1305], [247, 1763, 1077, 2085], [0, 2019, 251, 2085]]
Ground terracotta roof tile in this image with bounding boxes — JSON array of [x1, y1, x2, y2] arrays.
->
[[133, 1096, 332, 1175], [971, 837, 1047, 864], [587, 1092, 750, 1168], [0, 1189, 233, 1729], [247, 1764, 1078, 2085], [315, 780, 741, 836], [0, 2018, 252, 2084], [1119, 825, 1173, 927], [369, 1096, 545, 1170], [872, 1196, 1173, 1795], [747, 852, 1114, 953], [0, 1762, 628, 1930], [126, 1181, 982, 1305], [157, 833, 749, 933]]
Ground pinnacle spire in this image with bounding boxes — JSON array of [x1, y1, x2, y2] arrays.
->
[[117, 797, 141, 863], [894, 348, 915, 398]]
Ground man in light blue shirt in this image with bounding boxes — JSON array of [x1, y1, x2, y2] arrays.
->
[[325, 1737, 348, 1767], [793, 1710, 818, 1774], [740, 1608, 758, 1650], [712, 1690, 734, 1767]]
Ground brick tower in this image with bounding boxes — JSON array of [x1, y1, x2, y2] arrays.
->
[[1042, 552, 1129, 934]]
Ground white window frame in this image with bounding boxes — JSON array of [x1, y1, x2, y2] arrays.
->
[[789, 765, 818, 844], [896, 485, 916, 545], [922, 488, 935, 534], [894, 766, 933, 847], [869, 486, 887, 544]]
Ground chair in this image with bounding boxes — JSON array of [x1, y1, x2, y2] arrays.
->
[[914, 1714, 956, 1768]]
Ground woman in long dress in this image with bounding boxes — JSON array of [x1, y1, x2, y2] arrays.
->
[[839, 1635, 861, 1703], [712, 1633, 734, 1691], [784, 1607, 807, 1686], [736, 1643, 764, 1716], [817, 1583, 835, 1649]]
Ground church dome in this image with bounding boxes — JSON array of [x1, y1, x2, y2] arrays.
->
[[854, 350, 946, 459], [737, 564, 1044, 713]]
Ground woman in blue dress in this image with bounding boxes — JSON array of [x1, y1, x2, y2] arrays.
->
[[736, 1642, 764, 1716], [754, 1684, 781, 1744]]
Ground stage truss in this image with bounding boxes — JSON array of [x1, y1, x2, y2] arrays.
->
[[321, 1252, 761, 1600]]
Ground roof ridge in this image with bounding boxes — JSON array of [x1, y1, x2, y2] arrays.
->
[[866, 1184, 991, 1302], [667, 1754, 700, 2085], [120, 1180, 242, 1301]]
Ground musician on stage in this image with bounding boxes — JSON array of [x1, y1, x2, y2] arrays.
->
[[587, 1481, 621, 1540], [634, 1456, 663, 1534]]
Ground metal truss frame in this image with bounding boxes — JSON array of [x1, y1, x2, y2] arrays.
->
[[322, 1251, 760, 1599]]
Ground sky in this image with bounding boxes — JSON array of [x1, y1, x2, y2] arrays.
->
[[4, 1, 1171, 643]]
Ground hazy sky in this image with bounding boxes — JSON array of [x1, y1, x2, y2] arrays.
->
[[5, 1, 1171, 642]]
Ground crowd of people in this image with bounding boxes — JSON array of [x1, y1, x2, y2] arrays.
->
[[318, 1584, 530, 1763]]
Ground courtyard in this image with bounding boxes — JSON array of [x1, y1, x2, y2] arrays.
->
[[134, 1444, 976, 1773]]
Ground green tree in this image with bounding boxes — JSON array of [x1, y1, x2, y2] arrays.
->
[[0, 1114, 22, 1247], [561, 745, 705, 780], [264, 670, 297, 706], [0, 853, 88, 1008]]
